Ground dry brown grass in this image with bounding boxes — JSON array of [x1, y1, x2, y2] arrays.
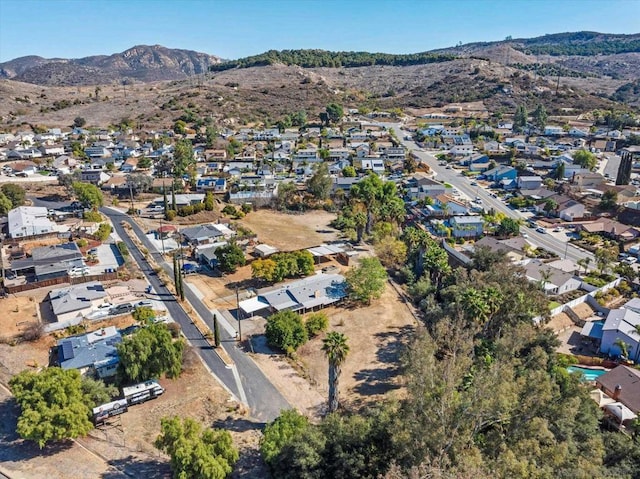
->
[[239, 209, 340, 252]]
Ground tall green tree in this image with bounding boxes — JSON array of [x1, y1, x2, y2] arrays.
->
[[322, 332, 350, 412], [346, 257, 387, 304], [205, 126, 218, 148], [1, 183, 25, 208], [173, 139, 195, 177], [325, 103, 344, 124], [0, 191, 12, 215], [204, 191, 215, 211], [72, 182, 104, 208], [532, 104, 548, 130], [513, 104, 528, 132], [306, 162, 332, 200], [261, 409, 310, 467], [155, 416, 238, 479], [573, 149, 597, 170], [214, 242, 246, 273], [117, 323, 184, 383], [9, 368, 94, 448], [600, 189, 618, 210]]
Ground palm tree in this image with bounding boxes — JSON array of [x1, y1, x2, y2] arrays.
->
[[614, 338, 629, 361], [577, 257, 591, 275], [322, 332, 350, 413]]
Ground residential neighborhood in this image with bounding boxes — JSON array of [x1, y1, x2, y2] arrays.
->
[[1, 15, 640, 479]]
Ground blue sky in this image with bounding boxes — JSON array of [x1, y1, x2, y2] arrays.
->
[[0, 0, 638, 62]]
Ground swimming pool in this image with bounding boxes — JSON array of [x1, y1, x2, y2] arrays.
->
[[567, 366, 607, 381]]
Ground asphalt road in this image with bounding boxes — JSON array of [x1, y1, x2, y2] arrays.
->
[[391, 126, 595, 264], [100, 207, 290, 422]]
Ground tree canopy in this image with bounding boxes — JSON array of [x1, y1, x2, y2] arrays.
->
[[117, 323, 184, 383], [72, 182, 104, 208], [9, 368, 94, 448], [1, 183, 26, 208], [346, 257, 387, 304], [265, 310, 308, 354], [214, 242, 246, 273], [155, 416, 238, 479], [573, 149, 598, 170], [306, 162, 333, 200], [210, 49, 456, 71]]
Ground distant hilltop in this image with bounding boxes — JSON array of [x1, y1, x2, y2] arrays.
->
[[0, 45, 222, 86]]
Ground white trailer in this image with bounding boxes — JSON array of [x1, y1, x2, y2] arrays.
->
[[122, 380, 165, 405], [92, 398, 129, 425]]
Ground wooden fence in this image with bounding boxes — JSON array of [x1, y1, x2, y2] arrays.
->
[[4, 270, 120, 294]]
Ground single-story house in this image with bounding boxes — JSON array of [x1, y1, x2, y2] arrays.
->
[[195, 242, 227, 268], [151, 194, 205, 208], [57, 326, 121, 378], [8, 206, 56, 239], [467, 154, 490, 172], [557, 200, 586, 221], [484, 165, 517, 183], [517, 176, 543, 190], [10, 242, 85, 280], [49, 281, 108, 323], [521, 259, 581, 295], [239, 273, 347, 317], [254, 244, 279, 258], [596, 366, 640, 414], [181, 223, 235, 245], [449, 216, 484, 238]]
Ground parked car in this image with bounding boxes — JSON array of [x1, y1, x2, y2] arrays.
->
[[110, 303, 134, 315], [135, 300, 153, 308], [623, 257, 637, 265], [536, 227, 547, 234]]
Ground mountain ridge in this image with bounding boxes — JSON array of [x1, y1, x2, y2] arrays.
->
[[0, 45, 222, 86]]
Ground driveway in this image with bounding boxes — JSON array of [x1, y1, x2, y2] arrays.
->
[[88, 244, 123, 275]]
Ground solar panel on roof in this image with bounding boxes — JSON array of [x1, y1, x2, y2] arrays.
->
[[61, 341, 75, 360]]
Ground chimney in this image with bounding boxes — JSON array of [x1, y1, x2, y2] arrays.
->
[[613, 384, 622, 400]]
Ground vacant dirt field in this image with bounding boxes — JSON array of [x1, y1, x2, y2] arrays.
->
[[240, 209, 340, 252], [0, 296, 41, 340]]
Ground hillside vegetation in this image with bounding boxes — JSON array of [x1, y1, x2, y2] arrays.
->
[[210, 49, 457, 71]]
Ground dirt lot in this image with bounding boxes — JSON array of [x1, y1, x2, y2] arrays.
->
[[0, 296, 41, 340], [250, 281, 417, 418], [240, 209, 340, 252], [0, 331, 268, 479]]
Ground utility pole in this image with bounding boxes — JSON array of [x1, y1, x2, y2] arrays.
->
[[235, 285, 242, 342], [159, 218, 166, 254], [128, 182, 135, 215]]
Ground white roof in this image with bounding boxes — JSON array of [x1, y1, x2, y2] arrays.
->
[[8, 206, 55, 236], [239, 296, 271, 314], [605, 402, 638, 423]]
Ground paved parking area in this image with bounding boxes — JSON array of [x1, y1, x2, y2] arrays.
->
[[89, 244, 123, 274]]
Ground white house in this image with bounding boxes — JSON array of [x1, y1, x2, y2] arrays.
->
[[521, 259, 581, 295], [8, 206, 56, 238], [558, 200, 586, 221], [517, 176, 543, 190]]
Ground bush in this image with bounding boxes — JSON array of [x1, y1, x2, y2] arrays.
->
[[265, 310, 308, 354], [83, 210, 102, 222], [117, 241, 129, 257], [165, 209, 177, 220], [76, 238, 88, 248], [305, 313, 329, 337], [222, 205, 237, 216], [132, 306, 155, 324], [167, 322, 181, 338], [95, 223, 112, 241], [21, 322, 44, 342]]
